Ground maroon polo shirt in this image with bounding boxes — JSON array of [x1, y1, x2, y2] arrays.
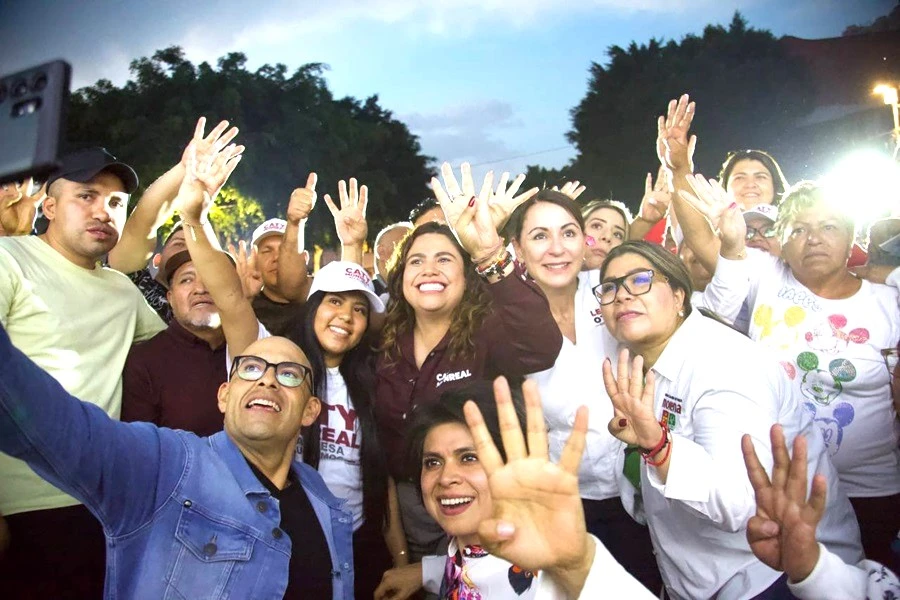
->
[[375, 271, 563, 480], [121, 320, 227, 437]]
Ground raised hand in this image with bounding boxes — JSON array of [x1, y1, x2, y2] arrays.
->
[[657, 94, 697, 173], [0, 179, 45, 236], [742, 425, 825, 583], [323, 178, 368, 247], [602, 349, 663, 449], [464, 377, 593, 592], [181, 117, 240, 168], [552, 180, 587, 201], [287, 173, 317, 225], [177, 140, 243, 225], [638, 167, 672, 224], [679, 173, 746, 255], [227, 240, 264, 298], [431, 162, 538, 241]]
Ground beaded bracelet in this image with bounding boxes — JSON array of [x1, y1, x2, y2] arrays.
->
[[644, 433, 672, 467], [475, 249, 514, 280], [639, 423, 669, 457]]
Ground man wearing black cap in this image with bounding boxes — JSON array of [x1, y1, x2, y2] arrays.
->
[[0, 147, 166, 599]]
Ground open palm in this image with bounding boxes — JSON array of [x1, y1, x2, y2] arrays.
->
[[464, 377, 590, 573]]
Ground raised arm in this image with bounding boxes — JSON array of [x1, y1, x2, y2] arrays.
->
[[433, 163, 560, 373], [277, 173, 316, 301], [108, 118, 241, 273], [630, 167, 672, 241], [466, 377, 655, 599], [176, 134, 259, 355], [0, 323, 183, 537], [324, 178, 369, 266], [0, 179, 45, 236]]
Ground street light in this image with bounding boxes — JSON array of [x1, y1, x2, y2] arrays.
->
[[874, 83, 900, 159]]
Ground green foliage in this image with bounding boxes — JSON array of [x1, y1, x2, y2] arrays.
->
[[67, 47, 435, 246], [208, 186, 266, 247], [566, 12, 814, 212]]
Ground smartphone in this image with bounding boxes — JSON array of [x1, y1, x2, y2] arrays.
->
[[0, 60, 71, 185]]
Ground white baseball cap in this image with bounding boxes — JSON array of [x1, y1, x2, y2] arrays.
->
[[308, 261, 386, 313], [742, 203, 778, 222], [251, 218, 287, 245]]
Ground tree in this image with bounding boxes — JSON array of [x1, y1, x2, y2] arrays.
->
[[66, 47, 435, 246], [843, 3, 900, 35], [562, 13, 814, 212]]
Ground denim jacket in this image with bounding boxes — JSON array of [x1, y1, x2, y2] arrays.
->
[[0, 325, 354, 599]]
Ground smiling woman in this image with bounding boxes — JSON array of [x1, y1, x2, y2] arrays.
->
[[505, 190, 661, 591], [352, 163, 564, 561], [597, 240, 864, 599]]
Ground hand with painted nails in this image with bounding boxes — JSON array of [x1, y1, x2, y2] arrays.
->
[[431, 162, 538, 260], [464, 377, 594, 597], [602, 349, 663, 449], [742, 425, 825, 583], [324, 178, 368, 248], [657, 94, 697, 173], [638, 167, 672, 225], [679, 174, 747, 258], [552, 180, 587, 201]]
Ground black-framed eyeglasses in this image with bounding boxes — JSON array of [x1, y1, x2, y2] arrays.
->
[[229, 355, 314, 391], [746, 225, 777, 240], [593, 270, 663, 306]]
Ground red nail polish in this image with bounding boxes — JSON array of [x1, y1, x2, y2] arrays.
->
[[468, 196, 476, 207], [618, 418, 627, 428], [728, 202, 737, 209], [585, 236, 596, 247]]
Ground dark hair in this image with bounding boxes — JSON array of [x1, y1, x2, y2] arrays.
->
[[380, 222, 492, 362], [409, 197, 442, 224], [718, 150, 789, 205], [404, 379, 527, 483], [506, 189, 585, 242], [581, 199, 632, 239], [600, 241, 694, 318], [289, 291, 388, 528]]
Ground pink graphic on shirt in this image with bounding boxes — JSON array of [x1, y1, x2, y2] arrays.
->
[[804, 314, 869, 354]]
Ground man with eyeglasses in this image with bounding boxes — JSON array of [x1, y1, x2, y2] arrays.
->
[[743, 203, 781, 257], [0, 328, 355, 599]]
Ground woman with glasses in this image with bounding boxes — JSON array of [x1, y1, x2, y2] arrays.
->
[[597, 239, 863, 599], [505, 189, 662, 592], [679, 176, 900, 572]]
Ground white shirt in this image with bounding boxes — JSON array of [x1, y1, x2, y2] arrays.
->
[[743, 252, 900, 497], [314, 367, 364, 530], [788, 544, 900, 600], [642, 311, 862, 600], [690, 253, 752, 325], [422, 536, 656, 599], [527, 271, 624, 500]]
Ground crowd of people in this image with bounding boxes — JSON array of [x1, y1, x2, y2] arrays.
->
[[0, 94, 898, 600]]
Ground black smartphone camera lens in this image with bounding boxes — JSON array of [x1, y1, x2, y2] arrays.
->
[[32, 74, 48, 92], [12, 79, 28, 97]]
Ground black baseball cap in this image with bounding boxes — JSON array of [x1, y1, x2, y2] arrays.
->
[[46, 147, 139, 194]]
